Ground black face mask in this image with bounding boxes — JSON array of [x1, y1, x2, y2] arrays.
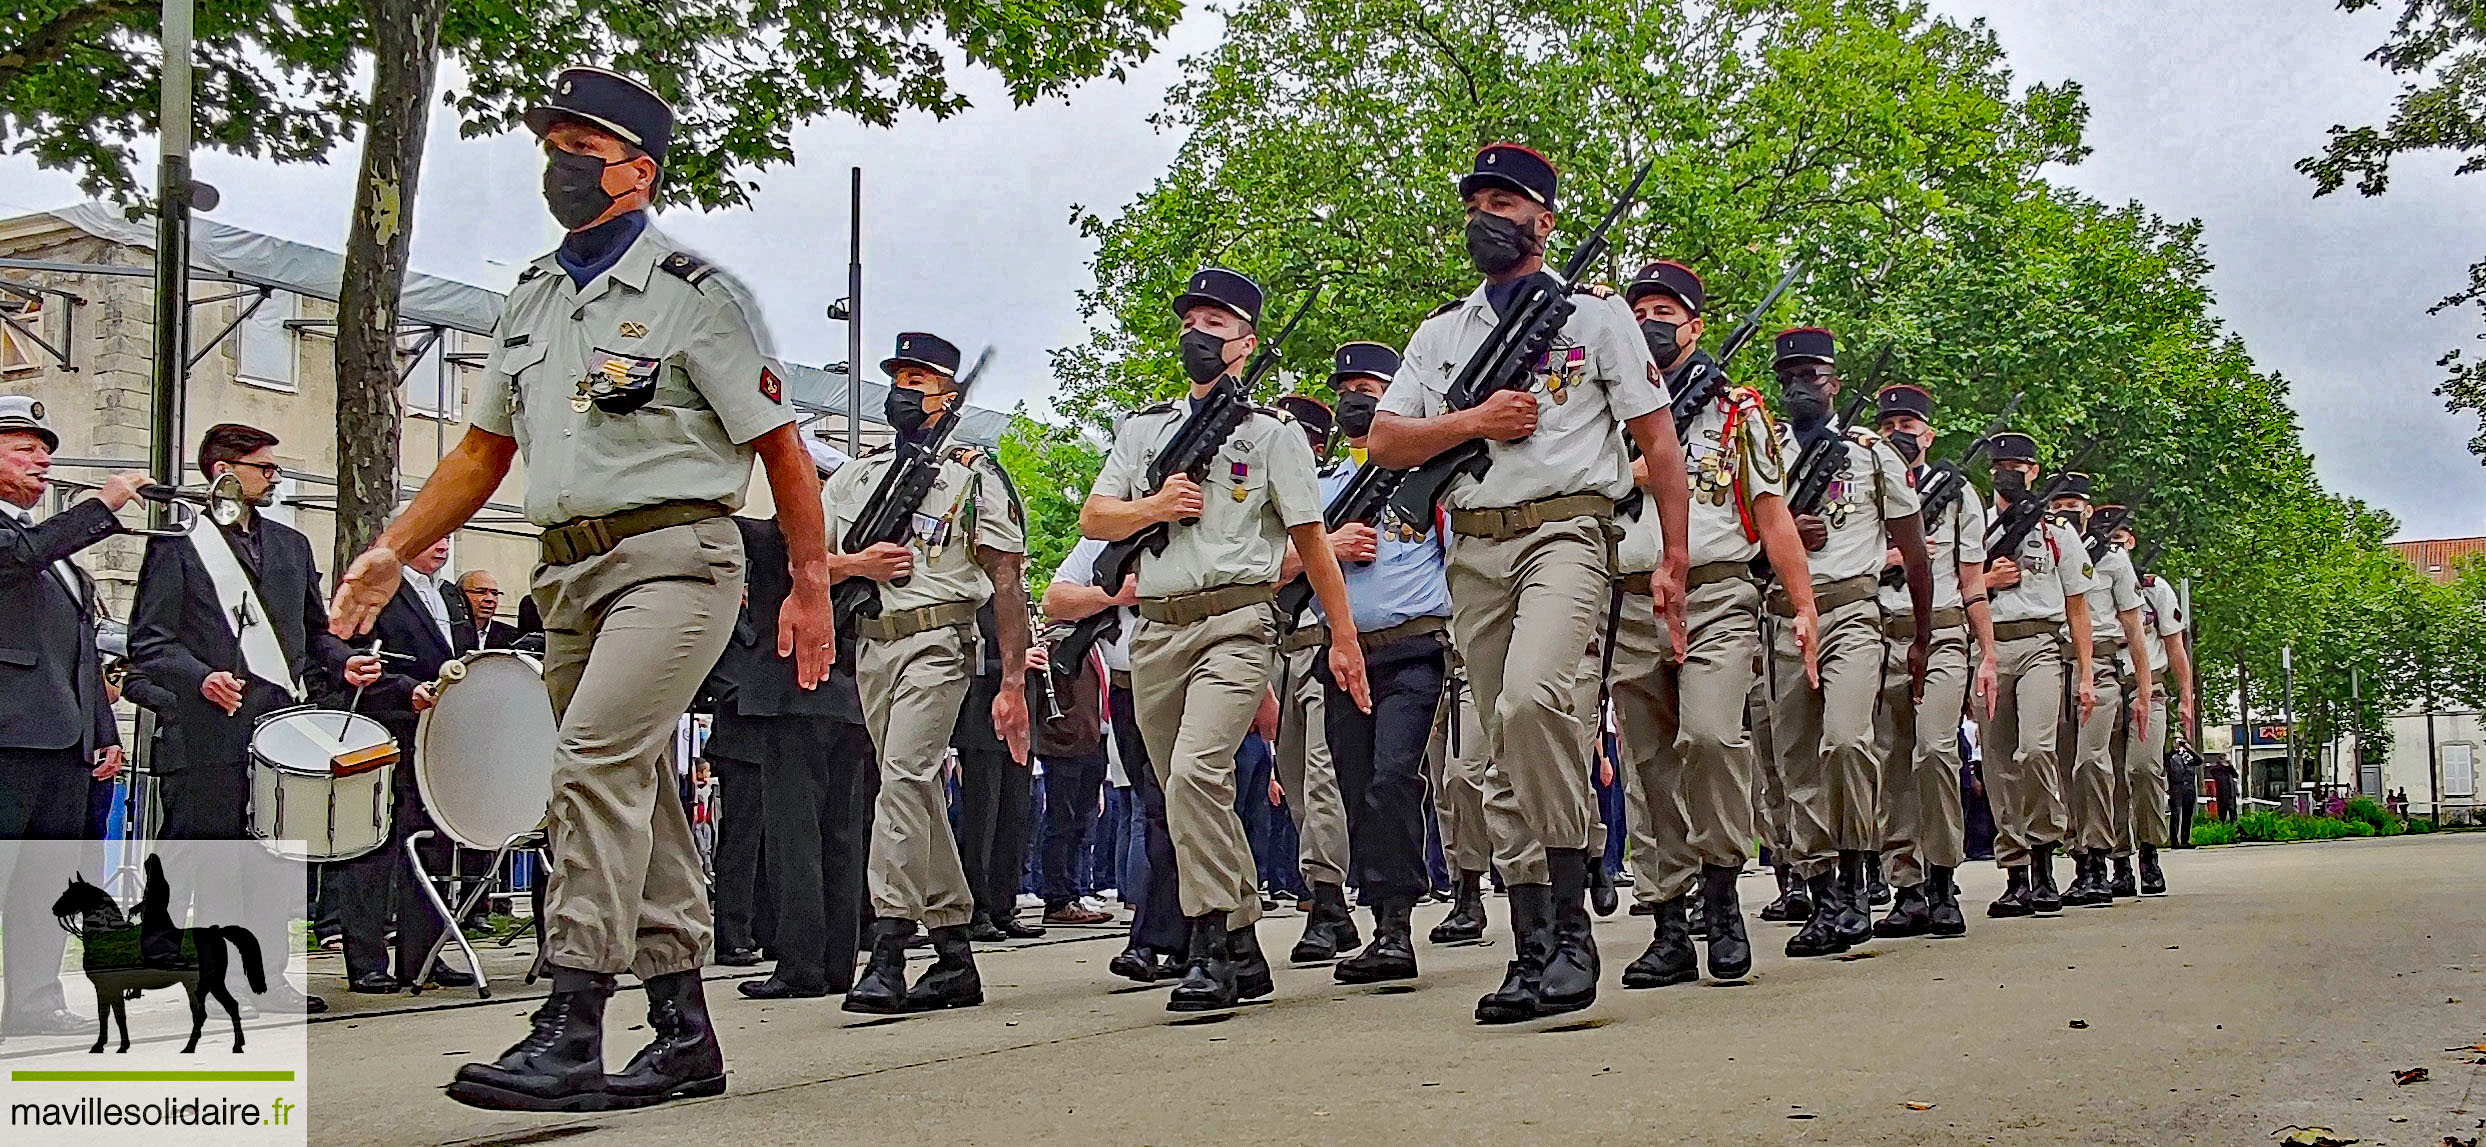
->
[[1180, 330, 1235, 385], [1335, 391, 1381, 438], [1464, 211, 1535, 277], [885, 388, 935, 439], [1992, 467, 2029, 502], [1640, 318, 1681, 368], [543, 149, 621, 230], [1888, 432, 1923, 465], [1780, 379, 1831, 430]]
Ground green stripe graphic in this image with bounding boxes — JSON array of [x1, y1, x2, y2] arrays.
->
[[11, 1071, 296, 1082]]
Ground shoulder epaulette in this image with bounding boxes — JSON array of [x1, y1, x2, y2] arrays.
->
[[516, 265, 549, 284], [858, 442, 894, 458], [967, 448, 1027, 523], [658, 251, 717, 286], [1572, 282, 1617, 299], [1425, 298, 1462, 319], [1848, 426, 1883, 447], [1132, 401, 1176, 417], [1255, 404, 1293, 422]]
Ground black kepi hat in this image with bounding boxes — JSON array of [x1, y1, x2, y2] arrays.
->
[[1459, 143, 1558, 210], [1275, 395, 1335, 441], [1773, 327, 1835, 366], [881, 332, 962, 378], [524, 67, 675, 166], [1172, 267, 1263, 327], [1875, 384, 1932, 422], [1328, 342, 1401, 386], [2055, 473, 2096, 501], [1989, 432, 2038, 463], [1625, 260, 1705, 314]]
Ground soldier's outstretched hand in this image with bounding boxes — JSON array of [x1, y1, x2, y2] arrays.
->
[[1329, 636, 1372, 714], [1793, 606, 1822, 688]]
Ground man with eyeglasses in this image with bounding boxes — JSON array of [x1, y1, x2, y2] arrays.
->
[[458, 570, 521, 648]]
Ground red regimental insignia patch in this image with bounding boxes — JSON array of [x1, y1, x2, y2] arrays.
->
[[760, 367, 783, 403]]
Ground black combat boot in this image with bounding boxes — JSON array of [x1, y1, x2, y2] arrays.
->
[[448, 969, 615, 1112], [1699, 864, 1753, 980], [1167, 915, 1239, 1012], [1832, 851, 1875, 946], [1686, 887, 1709, 940], [902, 925, 984, 1011], [606, 970, 727, 1107], [1865, 852, 1891, 907], [1536, 849, 1601, 1016], [1430, 871, 1488, 943], [2138, 844, 2168, 896], [1875, 882, 1933, 938], [965, 912, 1009, 943], [1109, 945, 1162, 983], [1474, 884, 1553, 1024], [1588, 861, 1620, 918], [1759, 864, 1808, 922], [1291, 882, 1358, 963], [2028, 843, 2063, 914], [2108, 855, 2138, 899], [1620, 894, 1697, 988], [1335, 899, 1418, 984], [2058, 852, 2099, 907], [842, 919, 917, 1014], [1925, 865, 1968, 937], [2080, 851, 2117, 907], [1230, 921, 1274, 1000], [1784, 871, 1848, 958], [1988, 865, 2033, 918]]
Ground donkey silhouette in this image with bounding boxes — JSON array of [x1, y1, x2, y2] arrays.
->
[[51, 855, 266, 1054]]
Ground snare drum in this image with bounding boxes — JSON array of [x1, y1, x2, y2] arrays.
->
[[248, 706, 399, 861]]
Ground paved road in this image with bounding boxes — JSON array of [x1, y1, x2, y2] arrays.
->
[[304, 834, 2486, 1146]]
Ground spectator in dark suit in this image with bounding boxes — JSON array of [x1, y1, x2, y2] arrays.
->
[[331, 536, 482, 993], [0, 395, 146, 1036], [129, 423, 382, 1015], [457, 569, 520, 648]]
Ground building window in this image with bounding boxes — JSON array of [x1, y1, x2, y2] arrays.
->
[[401, 328, 461, 419], [2447, 743, 2476, 799], [0, 293, 42, 377], [236, 292, 298, 390]]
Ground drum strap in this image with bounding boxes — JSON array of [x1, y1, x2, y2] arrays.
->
[[187, 518, 301, 700]]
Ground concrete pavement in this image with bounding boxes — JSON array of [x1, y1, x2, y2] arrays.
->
[[302, 834, 2486, 1146]]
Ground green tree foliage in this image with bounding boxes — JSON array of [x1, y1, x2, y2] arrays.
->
[[2299, 0, 2486, 461], [994, 411, 1107, 591]]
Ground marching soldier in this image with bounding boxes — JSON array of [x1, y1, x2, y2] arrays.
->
[[1764, 328, 1932, 960], [2110, 517, 2192, 895], [1365, 144, 1692, 1024], [1610, 261, 1818, 990], [330, 66, 837, 1112], [1300, 342, 1454, 983], [1080, 267, 1371, 1012], [1868, 385, 1999, 939], [2049, 480, 2152, 907], [1980, 435, 2097, 917], [826, 331, 1032, 1013], [1270, 393, 1360, 963]]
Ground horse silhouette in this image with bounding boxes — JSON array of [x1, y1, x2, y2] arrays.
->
[[50, 855, 266, 1054]]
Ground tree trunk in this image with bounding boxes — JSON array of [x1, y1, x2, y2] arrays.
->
[[332, 0, 448, 576]]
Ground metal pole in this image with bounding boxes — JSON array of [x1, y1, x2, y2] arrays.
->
[[2282, 644, 2298, 801], [148, 0, 196, 516], [845, 166, 862, 456], [2350, 666, 2363, 797], [2233, 646, 2249, 817]]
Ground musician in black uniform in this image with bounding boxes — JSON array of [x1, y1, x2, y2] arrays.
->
[[957, 600, 1046, 940]]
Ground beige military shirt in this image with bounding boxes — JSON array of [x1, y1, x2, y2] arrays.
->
[[1989, 515, 2094, 625], [470, 222, 794, 526], [1879, 479, 1989, 614], [1380, 282, 1664, 510], [2083, 542, 2144, 639], [1674, 385, 1786, 569], [1779, 425, 1918, 583], [1091, 402, 1322, 599], [2127, 574, 2184, 675], [822, 445, 1025, 613]]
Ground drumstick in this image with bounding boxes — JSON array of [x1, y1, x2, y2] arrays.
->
[[349, 639, 384, 715]]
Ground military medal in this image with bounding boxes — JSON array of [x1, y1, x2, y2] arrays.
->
[[570, 378, 593, 414], [1231, 461, 1250, 502]]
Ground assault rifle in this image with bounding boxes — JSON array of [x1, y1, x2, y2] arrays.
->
[[1782, 381, 1880, 519], [1387, 162, 1655, 524], [1914, 392, 2025, 526], [2084, 492, 2149, 562], [1274, 460, 1407, 624], [1090, 282, 1325, 594], [1666, 257, 1810, 443], [831, 348, 995, 632], [1983, 433, 2106, 566]]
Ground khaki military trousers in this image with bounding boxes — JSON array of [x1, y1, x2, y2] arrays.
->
[[1621, 579, 1764, 905], [2066, 658, 2125, 853], [534, 517, 742, 978], [2116, 687, 2170, 853], [1277, 645, 1349, 886], [1132, 601, 1278, 929], [857, 621, 978, 930], [1752, 674, 1788, 858], [1430, 674, 1493, 875], [1771, 596, 1886, 876], [1985, 632, 2070, 867], [1447, 517, 1609, 887], [1875, 623, 1970, 886]]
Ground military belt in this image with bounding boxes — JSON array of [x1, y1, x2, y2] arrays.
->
[[1138, 581, 1276, 626], [1282, 621, 1330, 655], [1359, 614, 1450, 654], [1769, 573, 1879, 618], [1691, 560, 1758, 590], [1618, 571, 1654, 597], [1882, 606, 1967, 639], [855, 599, 979, 644], [2090, 637, 2125, 661], [1109, 669, 1133, 692], [537, 500, 730, 566], [1993, 618, 2063, 643], [1446, 493, 1613, 541]]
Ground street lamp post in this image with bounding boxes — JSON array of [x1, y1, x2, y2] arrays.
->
[[149, 0, 198, 514]]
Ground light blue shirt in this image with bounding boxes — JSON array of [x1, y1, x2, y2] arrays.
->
[[1312, 459, 1453, 634]]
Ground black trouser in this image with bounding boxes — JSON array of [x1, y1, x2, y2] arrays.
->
[[1321, 637, 1446, 905], [747, 716, 873, 991], [708, 753, 772, 953], [333, 781, 453, 983], [2169, 775, 2198, 848], [0, 746, 90, 1022], [1115, 683, 1184, 954], [1039, 749, 1108, 909], [955, 716, 1032, 924]]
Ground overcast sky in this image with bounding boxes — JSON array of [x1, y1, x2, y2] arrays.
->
[[2, 1, 2477, 538]]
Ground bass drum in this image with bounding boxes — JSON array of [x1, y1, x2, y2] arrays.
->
[[415, 650, 559, 850]]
